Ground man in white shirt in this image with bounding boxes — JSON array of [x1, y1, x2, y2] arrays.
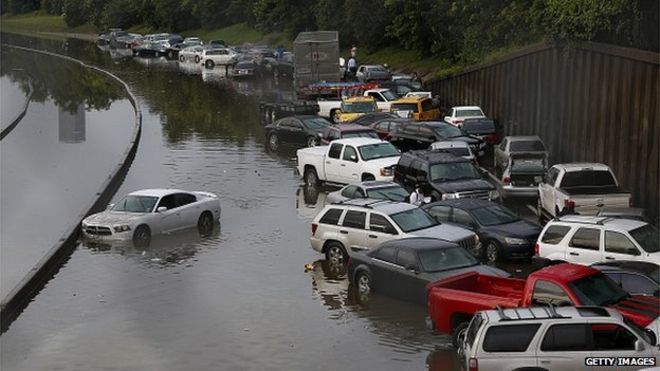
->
[[409, 184, 424, 206]]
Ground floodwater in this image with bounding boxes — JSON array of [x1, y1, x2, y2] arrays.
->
[[0, 34, 539, 371]]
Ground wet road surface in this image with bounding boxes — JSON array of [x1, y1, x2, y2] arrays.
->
[[1, 34, 541, 371]]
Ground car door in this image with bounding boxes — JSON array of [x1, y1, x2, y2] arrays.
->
[[173, 193, 199, 229], [339, 210, 368, 253], [340, 145, 361, 184], [278, 118, 295, 143], [540, 167, 560, 215], [325, 143, 344, 182], [535, 324, 592, 370], [288, 119, 307, 145], [603, 230, 644, 262], [367, 213, 399, 247], [394, 249, 427, 303], [494, 138, 508, 170], [154, 194, 180, 233], [567, 227, 603, 264], [369, 245, 400, 293]]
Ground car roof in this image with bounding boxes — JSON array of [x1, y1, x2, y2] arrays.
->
[[482, 306, 621, 323], [331, 137, 388, 146], [424, 198, 498, 211], [504, 135, 542, 142], [356, 180, 401, 189], [376, 237, 459, 252], [452, 106, 482, 110], [334, 199, 416, 214], [533, 263, 600, 284], [392, 96, 426, 103], [592, 261, 660, 276], [128, 188, 186, 198], [555, 215, 647, 230], [331, 123, 374, 132], [343, 96, 375, 102], [403, 150, 466, 164]]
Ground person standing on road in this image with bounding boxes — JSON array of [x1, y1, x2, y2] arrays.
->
[[409, 184, 425, 206], [347, 56, 358, 81]]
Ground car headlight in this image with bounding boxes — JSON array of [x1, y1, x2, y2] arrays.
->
[[474, 234, 480, 244], [113, 225, 131, 233], [380, 167, 392, 176], [442, 192, 460, 200], [504, 237, 526, 245], [488, 190, 500, 200]]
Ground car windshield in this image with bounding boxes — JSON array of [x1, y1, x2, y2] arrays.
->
[[510, 140, 546, 152], [568, 273, 629, 306], [343, 131, 378, 139], [433, 125, 463, 138], [341, 102, 376, 113], [471, 205, 520, 226], [390, 208, 439, 233], [418, 246, 479, 272], [301, 117, 331, 130], [510, 158, 546, 172], [391, 103, 418, 113], [382, 90, 397, 100], [112, 195, 158, 213], [629, 224, 660, 253], [358, 142, 400, 161], [430, 162, 480, 182], [456, 109, 484, 117], [367, 186, 409, 202], [439, 146, 470, 157]]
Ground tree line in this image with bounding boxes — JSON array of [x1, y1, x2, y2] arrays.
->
[[3, 0, 658, 64]]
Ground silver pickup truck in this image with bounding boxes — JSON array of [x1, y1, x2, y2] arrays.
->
[[489, 136, 549, 198], [538, 163, 632, 218]]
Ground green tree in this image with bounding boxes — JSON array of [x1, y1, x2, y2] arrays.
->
[[63, 0, 87, 27], [344, 0, 392, 52], [384, 0, 434, 56], [103, 0, 138, 29]]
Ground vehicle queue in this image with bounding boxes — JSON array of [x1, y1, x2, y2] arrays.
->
[[88, 29, 659, 371]]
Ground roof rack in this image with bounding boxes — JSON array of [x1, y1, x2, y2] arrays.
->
[[338, 199, 393, 209], [495, 304, 571, 321]]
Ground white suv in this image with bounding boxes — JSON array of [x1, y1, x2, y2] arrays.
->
[[310, 199, 478, 263], [535, 216, 659, 266], [460, 306, 659, 371]]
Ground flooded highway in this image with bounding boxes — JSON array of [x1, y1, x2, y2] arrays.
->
[[1, 34, 539, 371]]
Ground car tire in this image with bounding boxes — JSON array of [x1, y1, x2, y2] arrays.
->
[[133, 225, 151, 247], [194, 55, 200, 63], [325, 241, 348, 265], [362, 174, 375, 181], [268, 133, 279, 151], [304, 167, 320, 187], [356, 271, 372, 296], [485, 240, 501, 263], [452, 321, 470, 350], [197, 211, 214, 236], [205, 59, 215, 69], [306, 136, 317, 148], [179, 55, 185, 62]]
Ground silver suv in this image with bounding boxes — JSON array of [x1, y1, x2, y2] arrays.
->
[[460, 306, 659, 371], [310, 199, 478, 263]]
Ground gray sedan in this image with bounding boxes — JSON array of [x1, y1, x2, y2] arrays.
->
[[326, 181, 409, 204]]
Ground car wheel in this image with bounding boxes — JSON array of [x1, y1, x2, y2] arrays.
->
[[485, 240, 501, 263], [268, 133, 279, 151], [362, 174, 375, 181], [304, 167, 320, 187], [197, 212, 214, 236], [356, 271, 372, 296], [133, 225, 151, 247], [179, 55, 185, 62], [194, 55, 200, 63], [306, 136, 317, 148], [452, 321, 470, 350], [325, 241, 347, 264], [205, 59, 215, 69]]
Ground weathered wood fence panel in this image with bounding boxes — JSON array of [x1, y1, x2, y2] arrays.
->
[[427, 42, 659, 221]]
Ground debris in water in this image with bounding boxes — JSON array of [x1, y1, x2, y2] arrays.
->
[[304, 263, 314, 272]]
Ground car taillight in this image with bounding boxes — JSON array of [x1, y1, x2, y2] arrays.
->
[[503, 176, 511, 185], [486, 133, 498, 143], [455, 119, 464, 125], [311, 223, 318, 235], [469, 357, 478, 371], [564, 199, 576, 210], [534, 243, 539, 256]]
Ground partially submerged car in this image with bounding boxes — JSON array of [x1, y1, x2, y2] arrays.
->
[[82, 189, 221, 246], [326, 181, 409, 204]]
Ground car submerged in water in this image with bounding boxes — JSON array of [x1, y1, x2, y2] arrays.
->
[[82, 189, 221, 246]]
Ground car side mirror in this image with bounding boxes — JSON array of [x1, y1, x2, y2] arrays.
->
[[634, 339, 646, 351], [157, 206, 167, 212], [349, 155, 357, 162], [106, 203, 114, 210], [405, 264, 418, 274]]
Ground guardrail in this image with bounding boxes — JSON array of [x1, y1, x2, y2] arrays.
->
[[0, 45, 143, 333]]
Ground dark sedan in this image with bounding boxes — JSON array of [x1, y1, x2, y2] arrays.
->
[[422, 199, 542, 263], [265, 115, 332, 151], [347, 237, 509, 305], [592, 261, 659, 297], [230, 61, 260, 78], [390, 121, 485, 154], [318, 124, 379, 145], [369, 117, 411, 141], [350, 112, 398, 126]]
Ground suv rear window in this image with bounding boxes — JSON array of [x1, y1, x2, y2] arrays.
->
[[541, 225, 571, 244], [482, 324, 540, 352], [561, 170, 616, 188], [319, 208, 343, 225]]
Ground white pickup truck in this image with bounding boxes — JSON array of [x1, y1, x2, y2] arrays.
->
[[538, 163, 631, 218], [317, 89, 398, 120], [296, 138, 400, 186]]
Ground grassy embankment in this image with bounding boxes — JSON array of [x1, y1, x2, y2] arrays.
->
[[1, 13, 464, 78]]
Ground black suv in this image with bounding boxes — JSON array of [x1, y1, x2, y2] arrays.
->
[[390, 121, 484, 154], [393, 150, 498, 201]]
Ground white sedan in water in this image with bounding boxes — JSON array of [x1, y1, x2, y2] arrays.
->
[[81, 189, 221, 246]]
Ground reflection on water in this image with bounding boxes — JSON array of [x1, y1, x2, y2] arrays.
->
[[58, 103, 85, 143]]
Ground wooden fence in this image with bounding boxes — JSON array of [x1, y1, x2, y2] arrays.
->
[[427, 42, 659, 221]]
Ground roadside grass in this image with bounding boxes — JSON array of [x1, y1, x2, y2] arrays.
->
[[182, 23, 292, 50]]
